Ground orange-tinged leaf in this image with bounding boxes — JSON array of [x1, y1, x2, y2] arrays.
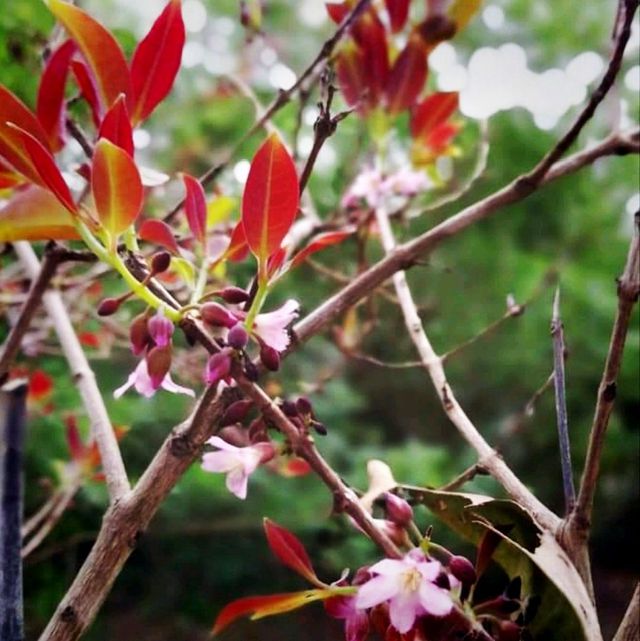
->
[[139, 219, 180, 254], [242, 134, 299, 267], [71, 60, 101, 128], [182, 173, 207, 246], [0, 186, 79, 242], [0, 158, 25, 189], [91, 138, 143, 238], [411, 92, 459, 138], [9, 124, 77, 213], [290, 229, 355, 269], [0, 85, 51, 185], [448, 0, 482, 33], [334, 39, 367, 110], [263, 518, 322, 587], [384, 33, 428, 115], [223, 220, 250, 262], [213, 589, 340, 635], [98, 95, 134, 157], [36, 40, 76, 152], [46, 0, 132, 115], [130, 0, 185, 124]]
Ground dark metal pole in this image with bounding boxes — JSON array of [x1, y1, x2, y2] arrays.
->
[[1, 379, 28, 641]]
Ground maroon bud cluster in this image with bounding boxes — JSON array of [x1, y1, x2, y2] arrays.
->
[[146, 344, 172, 387], [129, 312, 152, 355], [383, 492, 414, 526], [449, 555, 477, 586], [218, 286, 250, 304], [221, 399, 253, 427], [150, 251, 172, 274], [97, 297, 123, 316], [259, 344, 280, 371], [227, 324, 249, 350], [201, 302, 239, 328]]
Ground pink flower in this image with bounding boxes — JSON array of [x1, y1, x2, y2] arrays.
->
[[252, 299, 299, 352], [201, 436, 275, 499], [148, 308, 174, 348], [355, 550, 453, 634], [114, 358, 194, 399], [325, 594, 369, 641]]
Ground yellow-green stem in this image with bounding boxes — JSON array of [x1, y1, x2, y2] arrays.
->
[[190, 259, 209, 305], [244, 279, 269, 330]]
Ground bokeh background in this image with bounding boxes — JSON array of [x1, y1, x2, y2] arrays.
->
[[1, 0, 638, 639]]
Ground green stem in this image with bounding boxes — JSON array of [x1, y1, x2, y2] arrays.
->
[[190, 259, 209, 306], [244, 278, 269, 330], [76, 222, 181, 322]]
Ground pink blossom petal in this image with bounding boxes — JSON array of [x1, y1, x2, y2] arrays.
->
[[355, 574, 399, 609], [418, 581, 453, 617], [252, 299, 299, 351], [206, 435, 241, 452], [160, 373, 195, 397], [416, 559, 441, 582], [225, 465, 249, 499], [201, 450, 241, 474], [368, 558, 408, 578], [389, 589, 421, 633]]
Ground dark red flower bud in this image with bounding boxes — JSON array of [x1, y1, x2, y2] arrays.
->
[[281, 400, 298, 417], [312, 421, 327, 436], [129, 313, 152, 355], [221, 399, 253, 426], [227, 324, 249, 349], [449, 555, 477, 585], [260, 344, 280, 371], [97, 297, 122, 316], [201, 302, 239, 328], [243, 360, 259, 381], [418, 15, 457, 44], [146, 344, 172, 388], [219, 286, 250, 304], [295, 396, 312, 415], [204, 350, 232, 386], [150, 251, 172, 274], [384, 492, 413, 526]]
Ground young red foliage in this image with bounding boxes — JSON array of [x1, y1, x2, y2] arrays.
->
[[241, 134, 299, 269], [70, 60, 101, 129], [10, 124, 77, 213], [410, 92, 459, 139], [263, 518, 323, 587], [334, 38, 368, 110], [0, 158, 25, 189], [0, 85, 52, 185], [352, 9, 389, 103], [139, 219, 181, 254], [384, 33, 428, 115], [46, 0, 132, 115], [182, 173, 207, 247], [98, 95, 134, 157], [91, 138, 143, 238], [385, 0, 410, 33], [290, 229, 355, 269], [223, 220, 250, 263], [36, 40, 77, 152], [130, 0, 185, 124], [325, 2, 350, 23]]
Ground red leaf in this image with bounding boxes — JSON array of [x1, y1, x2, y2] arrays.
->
[[352, 9, 389, 103], [266, 246, 287, 279], [411, 92, 459, 139], [91, 138, 143, 239], [47, 0, 132, 116], [426, 121, 460, 154], [70, 60, 101, 128], [182, 173, 207, 246], [334, 39, 367, 110], [384, 33, 428, 115], [79, 331, 101, 348], [0, 158, 25, 189], [213, 589, 339, 636], [9, 124, 77, 213], [290, 229, 355, 269], [98, 94, 134, 157], [28, 370, 53, 401], [384, 0, 410, 33], [241, 134, 299, 269], [0, 186, 79, 242], [223, 220, 250, 263], [325, 2, 350, 23], [130, 0, 185, 124], [0, 85, 52, 185], [65, 415, 85, 461], [263, 518, 322, 587], [36, 40, 77, 152], [139, 219, 180, 254]]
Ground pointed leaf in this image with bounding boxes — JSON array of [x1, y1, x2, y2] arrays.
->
[[223, 220, 250, 263], [0, 85, 51, 185], [384, 0, 410, 33], [411, 92, 458, 138], [181, 173, 207, 246], [213, 589, 341, 635], [353, 9, 389, 102], [334, 39, 367, 110], [36, 40, 77, 151], [130, 0, 185, 124], [70, 60, 101, 128], [0, 158, 25, 189], [325, 2, 350, 24], [384, 33, 428, 115], [98, 94, 134, 156], [139, 219, 180, 254], [448, 0, 482, 33], [9, 124, 77, 213], [46, 0, 131, 115], [290, 229, 355, 269], [92, 138, 143, 238], [0, 186, 79, 242], [242, 134, 299, 267], [65, 415, 85, 461], [263, 518, 322, 587]]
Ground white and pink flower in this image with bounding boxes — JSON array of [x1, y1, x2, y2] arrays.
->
[[355, 550, 453, 634], [252, 299, 299, 352], [114, 358, 194, 399], [201, 436, 275, 499]]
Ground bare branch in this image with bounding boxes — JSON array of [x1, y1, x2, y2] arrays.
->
[[373, 202, 561, 533], [613, 583, 640, 641], [13, 242, 130, 502]]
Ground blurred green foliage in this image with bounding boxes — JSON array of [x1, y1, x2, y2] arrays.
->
[[1, 0, 637, 639]]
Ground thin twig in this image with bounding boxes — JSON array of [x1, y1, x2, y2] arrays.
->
[[438, 463, 489, 491], [13, 242, 130, 502], [372, 201, 561, 533], [550, 288, 576, 513], [613, 583, 640, 641], [21, 491, 64, 539]]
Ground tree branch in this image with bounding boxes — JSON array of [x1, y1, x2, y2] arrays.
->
[[613, 583, 640, 641], [13, 242, 130, 503]]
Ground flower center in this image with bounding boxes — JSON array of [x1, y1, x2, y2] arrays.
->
[[400, 567, 422, 593]]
